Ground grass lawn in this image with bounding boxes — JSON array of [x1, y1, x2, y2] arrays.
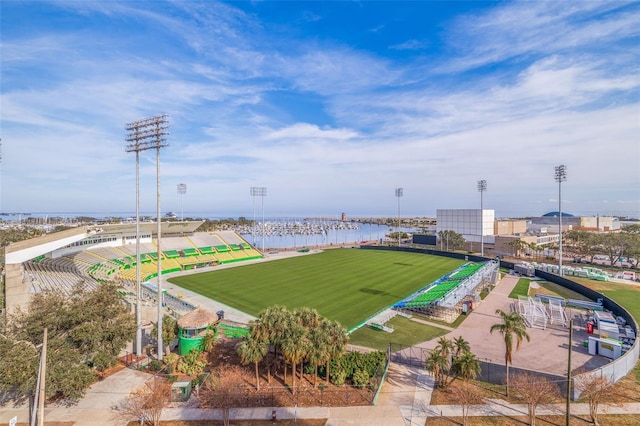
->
[[508, 277, 592, 302], [168, 248, 464, 329], [533, 281, 591, 301], [571, 277, 640, 324], [348, 316, 448, 351], [507, 277, 531, 298]]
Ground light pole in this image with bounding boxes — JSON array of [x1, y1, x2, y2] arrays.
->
[[566, 318, 573, 425], [250, 187, 257, 246], [177, 183, 186, 221], [555, 165, 567, 277], [250, 187, 267, 252], [126, 114, 169, 360], [477, 180, 487, 257], [395, 188, 403, 247]]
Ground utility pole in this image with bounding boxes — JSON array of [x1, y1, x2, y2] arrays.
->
[[566, 318, 573, 426], [250, 187, 267, 252], [477, 180, 487, 256], [36, 328, 47, 426], [395, 188, 403, 247], [555, 165, 567, 276], [177, 183, 187, 221]]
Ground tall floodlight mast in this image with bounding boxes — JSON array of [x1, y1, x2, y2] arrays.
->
[[126, 114, 169, 360], [177, 183, 187, 221], [250, 187, 267, 252], [395, 188, 403, 247], [477, 180, 487, 257], [554, 165, 567, 277], [250, 187, 257, 246]]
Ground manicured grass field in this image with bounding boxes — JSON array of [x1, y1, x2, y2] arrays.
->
[[168, 248, 464, 329], [349, 316, 449, 351]]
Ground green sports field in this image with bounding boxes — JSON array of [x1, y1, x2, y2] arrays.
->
[[168, 248, 464, 329]]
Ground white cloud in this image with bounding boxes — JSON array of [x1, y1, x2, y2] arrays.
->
[[389, 39, 429, 51], [264, 123, 359, 141], [442, 1, 640, 72]]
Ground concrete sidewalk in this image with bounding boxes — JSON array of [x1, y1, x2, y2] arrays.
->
[[2, 359, 639, 425]]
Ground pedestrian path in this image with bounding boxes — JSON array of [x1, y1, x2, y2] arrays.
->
[[3, 352, 639, 425], [409, 317, 455, 331], [421, 402, 640, 418]]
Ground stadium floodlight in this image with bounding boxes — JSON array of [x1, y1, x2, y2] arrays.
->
[[477, 180, 487, 257], [126, 114, 169, 360], [250, 187, 267, 252], [177, 183, 187, 221], [554, 165, 567, 277], [395, 188, 403, 247]]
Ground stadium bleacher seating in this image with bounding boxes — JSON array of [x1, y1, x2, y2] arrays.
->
[[24, 231, 262, 303], [394, 262, 485, 309]]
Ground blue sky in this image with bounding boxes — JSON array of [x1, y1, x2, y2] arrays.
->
[[1, 1, 639, 219]]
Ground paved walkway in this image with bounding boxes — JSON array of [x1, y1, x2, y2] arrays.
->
[[398, 273, 611, 377], [3, 359, 639, 425]]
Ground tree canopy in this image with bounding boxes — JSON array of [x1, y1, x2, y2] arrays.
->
[[0, 282, 136, 401], [438, 230, 465, 251], [238, 305, 349, 388], [564, 227, 640, 267]]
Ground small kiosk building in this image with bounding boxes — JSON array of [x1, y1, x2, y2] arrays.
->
[[176, 308, 220, 355]]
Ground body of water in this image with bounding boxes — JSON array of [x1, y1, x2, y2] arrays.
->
[[240, 221, 416, 250], [0, 212, 418, 250]]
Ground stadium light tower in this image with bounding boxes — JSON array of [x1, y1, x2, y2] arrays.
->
[[395, 188, 403, 247], [477, 179, 487, 257], [177, 183, 187, 221], [555, 165, 567, 277], [126, 114, 169, 360], [250, 187, 267, 252]]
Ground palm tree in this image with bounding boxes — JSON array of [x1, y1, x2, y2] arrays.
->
[[490, 309, 530, 396], [452, 351, 481, 383], [307, 327, 331, 386], [257, 305, 290, 382], [200, 330, 217, 353], [425, 349, 448, 388], [506, 239, 529, 257], [437, 336, 454, 358], [280, 323, 307, 387], [436, 336, 455, 380], [236, 336, 267, 390], [324, 320, 348, 383], [453, 336, 470, 359], [294, 306, 322, 330], [248, 317, 271, 384]]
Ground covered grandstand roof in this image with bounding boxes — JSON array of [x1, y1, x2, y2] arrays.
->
[[5, 226, 91, 264], [99, 220, 204, 236]]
